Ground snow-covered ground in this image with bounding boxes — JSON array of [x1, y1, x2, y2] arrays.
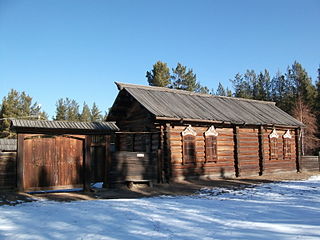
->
[[1, 176, 320, 240]]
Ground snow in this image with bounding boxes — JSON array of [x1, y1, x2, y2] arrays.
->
[[1, 176, 320, 240]]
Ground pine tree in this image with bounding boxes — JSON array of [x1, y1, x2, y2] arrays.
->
[[80, 102, 91, 122], [256, 70, 271, 100], [231, 73, 251, 98], [66, 99, 80, 121], [54, 98, 67, 120], [216, 82, 226, 96], [91, 102, 102, 122], [270, 71, 293, 113], [287, 61, 316, 108], [171, 63, 197, 91], [244, 70, 256, 99], [195, 82, 210, 94], [0, 89, 47, 138], [54, 98, 80, 121], [146, 61, 171, 87]]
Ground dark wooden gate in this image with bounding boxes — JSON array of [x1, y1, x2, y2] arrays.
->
[[22, 135, 84, 191]]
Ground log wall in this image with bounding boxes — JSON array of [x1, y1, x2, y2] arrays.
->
[[0, 152, 17, 190], [237, 128, 260, 176], [169, 125, 236, 179], [262, 129, 297, 174], [165, 124, 298, 180]]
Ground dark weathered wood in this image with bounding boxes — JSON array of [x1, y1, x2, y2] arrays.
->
[[164, 123, 172, 182], [233, 126, 240, 177], [104, 135, 111, 188], [295, 128, 301, 172], [17, 134, 24, 191], [84, 136, 92, 192], [0, 152, 17, 190], [110, 151, 157, 184], [157, 148, 162, 183], [159, 125, 165, 183], [21, 134, 85, 191], [258, 126, 265, 175], [300, 156, 320, 172]]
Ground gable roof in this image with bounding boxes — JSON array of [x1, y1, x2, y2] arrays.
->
[[110, 82, 303, 128], [11, 119, 119, 134]]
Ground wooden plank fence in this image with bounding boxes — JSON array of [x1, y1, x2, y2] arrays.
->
[[300, 155, 320, 172], [0, 152, 17, 190]]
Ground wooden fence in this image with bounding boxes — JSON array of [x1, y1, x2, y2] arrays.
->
[[0, 152, 17, 190], [300, 155, 320, 172]]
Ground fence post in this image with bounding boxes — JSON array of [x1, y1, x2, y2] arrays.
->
[[84, 136, 92, 192], [318, 151, 320, 172]]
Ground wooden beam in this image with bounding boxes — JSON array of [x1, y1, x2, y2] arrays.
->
[[258, 126, 265, 176], [159, 126, 165, 183], [17, 133, 25, 192], [155, 116, 229, 125], [295, 128, 301, 172], [155, 117, 302, 129], [233, 126, 240, 177], [164, 123, 172, 182], [84, 136, 92, 192], [103, 135, 111, 188]]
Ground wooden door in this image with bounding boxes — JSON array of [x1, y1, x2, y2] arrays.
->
[[23, 135, 84, 191]]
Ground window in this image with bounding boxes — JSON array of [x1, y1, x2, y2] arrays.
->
[[270, 138, 278, 159], [205, 136, 217, 162], [182, 125, 197, 164], [204, 126, 219, 163], [283, 130, 292, 159], [269, 129, 279, 160], [183, 135, 196, 164]]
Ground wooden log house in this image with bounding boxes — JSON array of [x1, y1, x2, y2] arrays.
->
[[107, 82, 304, 182]]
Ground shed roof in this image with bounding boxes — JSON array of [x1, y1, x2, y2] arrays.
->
[[11, 119, 119, 134], [0, 139, 17, 151], [111, 82, 303, 128]]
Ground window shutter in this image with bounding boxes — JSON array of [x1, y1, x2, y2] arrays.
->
[[204, 126, 218, 163], [205, 136, 217, 163], [182, 125, 197, 165], [269, 129, 279, 160]]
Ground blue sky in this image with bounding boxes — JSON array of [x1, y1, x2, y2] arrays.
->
[[0, 0, 319, 119]]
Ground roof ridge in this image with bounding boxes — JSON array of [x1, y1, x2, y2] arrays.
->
[[11, 119, 114, 124], [115, 82, 276, 105]]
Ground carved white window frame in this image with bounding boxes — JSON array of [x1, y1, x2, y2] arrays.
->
[[204, 125, 219, 137], [269, 129, 279, 139], [283, 130, 292, 139], [182, 125, 197, 137]]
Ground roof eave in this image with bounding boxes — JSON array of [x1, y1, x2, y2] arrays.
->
[[155, 116, 303, 128]]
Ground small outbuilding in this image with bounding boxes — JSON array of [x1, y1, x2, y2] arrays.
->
[[108, 82, 304, 182], [10, 119, 118, 191]]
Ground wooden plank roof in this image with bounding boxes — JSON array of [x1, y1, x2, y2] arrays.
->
[[11, 119, 119, 134], [0, 139, 17, 151], [111, 82, 304, 127]]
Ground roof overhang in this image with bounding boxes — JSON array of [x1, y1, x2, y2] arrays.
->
[[10, 119, 119, 135], [155, 116, 303, 129]]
